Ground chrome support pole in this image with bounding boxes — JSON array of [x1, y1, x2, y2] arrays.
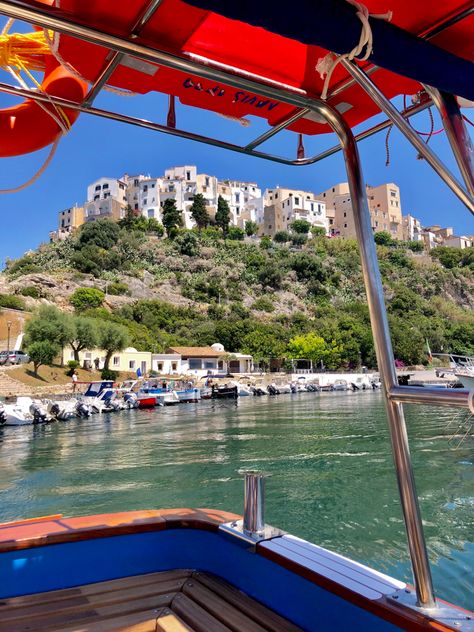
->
[[243, 471, 265, 535], [322, 105, 436, 608], [389, 386, 472, 408], [424, 86, 474, 198], [83, 0, 165, 106], [245, 108, 310, 150], [340, 59, 474, 215]]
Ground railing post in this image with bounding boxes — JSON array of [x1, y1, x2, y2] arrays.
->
[[243, 471, 265, 535]]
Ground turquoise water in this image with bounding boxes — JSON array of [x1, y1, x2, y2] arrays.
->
[[0, 391, 472, 610]]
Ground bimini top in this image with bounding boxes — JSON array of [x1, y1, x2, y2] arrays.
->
[[0, 0, 473, 156]]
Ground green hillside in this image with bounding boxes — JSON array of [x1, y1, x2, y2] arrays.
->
[[3, 218, 473, 369]]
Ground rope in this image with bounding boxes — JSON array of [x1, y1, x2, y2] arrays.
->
[[217, 113, 251, 127], [384, 124, 392, 166], [0, 20, 69, 193], [0, 138, 60, 193], [463, 114, 474, 128], [316, 0, 393, 100], [43, 19, 138, 98]]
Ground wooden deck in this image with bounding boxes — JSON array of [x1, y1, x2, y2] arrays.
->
[[0, 569, 303, 632]]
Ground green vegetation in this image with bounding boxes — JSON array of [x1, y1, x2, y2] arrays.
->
[[161, 199, 183, 237], [18, 286, 43, 299], [215, 196, 230, 235], [0, 293, 26, 310], [245, 221, 258, 237], [70, 287, 105, 311], [190, 193, 210, 230], [28, 340, 58, 375], [6, 224, 474, 369]]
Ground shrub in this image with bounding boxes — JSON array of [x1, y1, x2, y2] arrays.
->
[[431, 246, 463, 269], [147, 218, 164, 236], [252, 296, 275, 312], [388, 250, 413, 268], [290, 219, 311, 234], [374, 231, 395, 246], [65, 360, 80, 376], [27, 340, 59, 375], [70, 287, 105, 311], [176, 231, 200, 256], [291, 233, 308, 247], [227, 226, 245, 241], [0, 293, 26, 310], [310, 226, 326, 238], [274, 231, 290, 243], [259, 236, 272, 250], [19, 286, 42, 299], [5, 256, 41, 277], [101, 367, 119, 381], [258, 264, 284, 289], [244, 220, 258, 237], [77, 219, 120, 250], [107, 281, 130, 296], [407, 241, 424, 253]]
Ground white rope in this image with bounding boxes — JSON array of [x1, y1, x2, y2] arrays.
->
[[43, 11, 139, 98], [217, 113, 251, 127], [316, 0, 393, 100]]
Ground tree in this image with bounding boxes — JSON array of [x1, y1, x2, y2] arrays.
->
[[25, 306, 73, 350], [215, 196, 230, 235], [27, 340, 60, 375], [287, 332, 343, 369], [190, 193, 210, 230], [176, 231, 200, 256], [147, 218, 164, 236], [67, 316, 99, 362], [290, 233, 307, 247], [161, 198, 183, 237], [274, 231, 290, 243], [77, 219, 120, 250], [258, 264, 285, 289], [241, 328, 286, 361], [290, 219, 311, 234], [70, 288, 105, 311], [310, 226, 326, 238], [97, 321, 130, 370], [430, 246, 463, 269], [406, 240, 424, 253], [244, 220, 258, 237], [259, 236, 272, 250], [374, 231, 395, 246], [227, 226, 245, 241]]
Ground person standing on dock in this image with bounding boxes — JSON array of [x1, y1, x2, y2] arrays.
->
[[72, 370, 78, 393]]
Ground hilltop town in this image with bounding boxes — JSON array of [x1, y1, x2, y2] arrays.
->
[[52, 165, 474, 250]]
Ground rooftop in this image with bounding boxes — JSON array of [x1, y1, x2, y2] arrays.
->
[[167, 346, 224, 357]]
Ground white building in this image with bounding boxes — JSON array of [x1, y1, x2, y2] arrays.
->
[[152, 344, 253, 377], [85, 176, 128, 222]]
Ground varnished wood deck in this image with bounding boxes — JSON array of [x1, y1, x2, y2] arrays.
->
[[0, 569, 303, 632]]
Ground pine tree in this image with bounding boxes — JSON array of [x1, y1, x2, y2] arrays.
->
[[190, 193, 210, 230], [215, 195, 230, 235], [161, 198, 182, 237]]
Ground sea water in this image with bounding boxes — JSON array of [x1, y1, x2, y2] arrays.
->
[[0, 391, 472, 609]]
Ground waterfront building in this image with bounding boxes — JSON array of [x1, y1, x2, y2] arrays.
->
[[152, 344, 253, 376], [63, 346, 152, 374]]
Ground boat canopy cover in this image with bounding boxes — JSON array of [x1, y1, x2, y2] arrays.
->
[[2, 0, 473, 136]]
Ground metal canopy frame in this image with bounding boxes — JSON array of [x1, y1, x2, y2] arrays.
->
[[1, 0, 473, 616]]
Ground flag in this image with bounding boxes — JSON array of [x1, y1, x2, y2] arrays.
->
[[425, 340, 432, 363]]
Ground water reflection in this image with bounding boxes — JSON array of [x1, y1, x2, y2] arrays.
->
[[0, 392, 472, 609]]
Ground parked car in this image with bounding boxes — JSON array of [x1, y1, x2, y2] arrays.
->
[[0, 350, 30, 365]]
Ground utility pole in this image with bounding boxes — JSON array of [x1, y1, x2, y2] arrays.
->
[[6, 320, 12, 356]]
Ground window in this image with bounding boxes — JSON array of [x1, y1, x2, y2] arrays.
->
[[61, 219, 65, 227], [134, 179, 139, 186], [147, 209, 154, 218], [134, 203, 139, 210], [205, 177, 210, 186], [158, 363, 163, 371], [390, 190, 396, 197], [95, 185, 101, 191], [329, 219, 333, 225], [294, 197, 300, 205], [344, 223, 347, 228], [235, 193, 240, 203], [189, 359, 202, 370], [171, 362, 177, 371], [332, 187, 335, 192], [94, 195, 99, 201], [113, 356, 120, 366], [343, 212, 347, 218], [143, 185, 148, 192], [203, 360, 216, 369], [151, 183, 155, 188], [236, 207, 240, 215], [143, 199, 147, 205], [119, 183, 125, 190], [275, 193, 278, 198], [129, 360, 135, 370], [102, 183, 109, 189], [375, 221, 379, 227], [186, 171, 191, 180]]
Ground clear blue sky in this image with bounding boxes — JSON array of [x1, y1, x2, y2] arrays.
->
[[0, 66, 473, 264]]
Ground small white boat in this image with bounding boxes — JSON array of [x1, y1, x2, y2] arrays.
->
[[333, 379, 348, 391], [455, 369, 474, 390], [230, 381, 252, 396], [80, 381, 121, 414], [2, 397, 52, 426]]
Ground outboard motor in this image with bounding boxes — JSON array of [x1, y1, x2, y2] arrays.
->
[[48, 403, 61, 419], [290, 384, 297, 393], [0, 404, 6, 425], [75, 401, 90, 418], [124, 392, 139, 409], [267, 384, 278, 396], [30, 403, 48, 423]]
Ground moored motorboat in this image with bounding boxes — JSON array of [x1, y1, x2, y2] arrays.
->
[[1, 397, 51, 426], [80, 381, 121, 414]]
